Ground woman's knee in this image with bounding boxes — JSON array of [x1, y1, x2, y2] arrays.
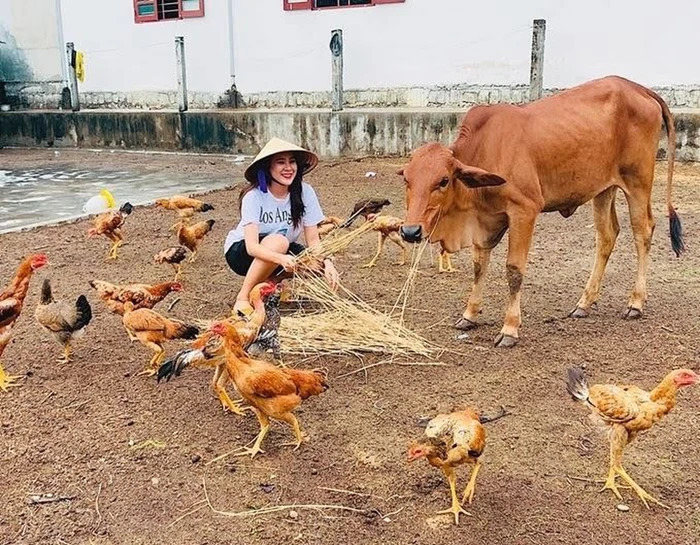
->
[[261, 233, 289, 252]]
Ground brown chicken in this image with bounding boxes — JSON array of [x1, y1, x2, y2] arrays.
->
[[177, 219, 215, 262], [87, 202, 133, 259], [317, 216, 342, 238], [362, 214, 408, 268], [211, 320, 328, 458], [156, 195, 214, 225], [567, 367, 700, 508], [89, 280, 182, 315], [341, 198, 391, 228], [156, 282, 276, 415], [153, 246, 189, 281], [122, 301, 199, 375], [34, 279, 92, 363], [408, 408, 486, 525], [0, 254, 49, 390]]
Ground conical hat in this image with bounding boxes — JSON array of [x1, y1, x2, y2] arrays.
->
[[244, 137, 319, 183]]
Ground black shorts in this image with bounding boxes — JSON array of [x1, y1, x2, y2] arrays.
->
[[225, 235, 306, 277]]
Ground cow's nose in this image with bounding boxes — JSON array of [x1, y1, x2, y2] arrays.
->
[[400, 224, 423, 243]]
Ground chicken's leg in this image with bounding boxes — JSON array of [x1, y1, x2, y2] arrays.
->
[[278, 412, 306, 450], [212, 365, 248, 416], [388, 232, 408, 266], [362, 232, 385, 268], [188, 250, 198, 263], [137, 343, 164, 376], [173, 263, 183, 282], [0, 362, 21, 392], [615, 465, 668, 509], [234, 409, 270, 459], [439, 250, 458, 273], [601, 436, 624, 501], [436, 466, 471, 525], [57, 342, 73, 364], [461, 460, 482, 505]]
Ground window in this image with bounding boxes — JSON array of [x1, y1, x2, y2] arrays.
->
[[134, 0, 205, 23], [283, 0, 404, 11]]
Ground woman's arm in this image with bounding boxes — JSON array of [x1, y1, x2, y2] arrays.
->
[[243, 224, 294, 268]]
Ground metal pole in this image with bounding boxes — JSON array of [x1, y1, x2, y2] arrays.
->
[[529, 19, 546, 102], [66, 42, 80, 111], [175, 36, 188, 112], [329, 29, 343, 112]]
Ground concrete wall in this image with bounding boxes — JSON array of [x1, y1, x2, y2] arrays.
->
[[2, 109, 697, 161], [2, 0, 700, 110]]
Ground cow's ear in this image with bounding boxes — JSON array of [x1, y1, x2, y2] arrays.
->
[[396, 168, 404, 176], [454, 162, 506, 188]]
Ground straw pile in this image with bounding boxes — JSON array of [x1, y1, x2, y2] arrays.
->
[[279, 231, 437, 358]]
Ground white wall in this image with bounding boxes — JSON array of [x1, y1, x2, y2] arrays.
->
[[233, 0, 700, 93], [0, 0, 62, 82], [58, 0, 231, 92]]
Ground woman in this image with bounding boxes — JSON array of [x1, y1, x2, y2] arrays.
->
[[225, 138, 339, 314]]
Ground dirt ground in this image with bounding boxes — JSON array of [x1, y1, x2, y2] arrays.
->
[[1, 148, 699, 545]]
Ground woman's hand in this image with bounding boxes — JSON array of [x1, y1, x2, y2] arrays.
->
[[278, 254, 297, 272], [323, 259, 340, 291]]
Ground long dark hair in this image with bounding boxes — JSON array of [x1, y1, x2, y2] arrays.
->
[[239, 152, 307, 228]]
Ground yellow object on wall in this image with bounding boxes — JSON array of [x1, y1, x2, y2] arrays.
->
[[75, 51, 85, 82]]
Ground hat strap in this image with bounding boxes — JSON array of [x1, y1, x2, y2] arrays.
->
[[256, 168, 269, 193]]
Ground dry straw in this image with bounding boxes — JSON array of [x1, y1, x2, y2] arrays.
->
[[279, 220, 438, 358]]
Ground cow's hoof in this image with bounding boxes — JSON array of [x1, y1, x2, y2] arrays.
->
[[494, 333, 519, 348], [454, 317, 478, 331], [569, 307, 589, 319], [623, 307, 643, 320]]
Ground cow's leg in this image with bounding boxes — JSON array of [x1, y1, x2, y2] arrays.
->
[[455, 245, 491, 330], [571, 187, 620, 318], [495, 217, 536, 348], [624, 193, 655, 319]]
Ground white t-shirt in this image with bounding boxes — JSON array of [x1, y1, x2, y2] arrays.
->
[[224, 182, 325, 253]]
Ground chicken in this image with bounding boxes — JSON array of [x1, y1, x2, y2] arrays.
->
[[34, 279, 92, 363], [247, 284, 282, 361], [89, 280, 182, 315], [341, 198, 391, 228], [317, 216, 342, 238], [87, 202, 133, 259], [156, 195, 214, 225], [122, 301, 199, 376], [408, 408, 486, 525], [177, 219, 215, 262], [211, 320, 328, 458], [566, 367, 700, 508], [154, 246, 189, 281], [0, 254, 49, 390], [361, 214, 407, 268], [156, 282, 277, 414]]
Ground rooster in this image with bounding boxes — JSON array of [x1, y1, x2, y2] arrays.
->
[[87, 202, 133, 259], [153, 247, 188, 281], [341, 198, 391, 228], [157, 282, 276, 415], [34, 279, 92, 363], [211, 320, 328, 458], [177, 219, 215, 262], [122, 302, 199, 376], [0, 254, 49, 390], [408, 408, 486, 525], [361, 214, 407, 268], [89, 280, 182, 315], [567, 367, 699, 508]]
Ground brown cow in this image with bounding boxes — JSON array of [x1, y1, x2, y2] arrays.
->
[[399, 76, 683, 348]]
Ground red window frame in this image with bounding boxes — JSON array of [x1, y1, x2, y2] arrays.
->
[[134, 0, 204, 23], [283, 0, 404, 11]]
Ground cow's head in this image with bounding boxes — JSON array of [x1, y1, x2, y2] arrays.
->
[[398, 143, 506, 243]]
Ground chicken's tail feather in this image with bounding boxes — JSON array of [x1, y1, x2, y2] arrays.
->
[[166, 321, 199, 340], [566, 367, 590, 403], [72, 295, 93, 331]]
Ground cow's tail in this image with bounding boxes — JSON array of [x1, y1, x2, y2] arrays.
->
[[645, 87, 684, 257]]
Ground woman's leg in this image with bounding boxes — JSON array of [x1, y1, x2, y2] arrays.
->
[[236, 234, 289, 305]]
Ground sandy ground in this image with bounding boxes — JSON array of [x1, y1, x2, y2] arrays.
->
[[1, 148, 699, 545]]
